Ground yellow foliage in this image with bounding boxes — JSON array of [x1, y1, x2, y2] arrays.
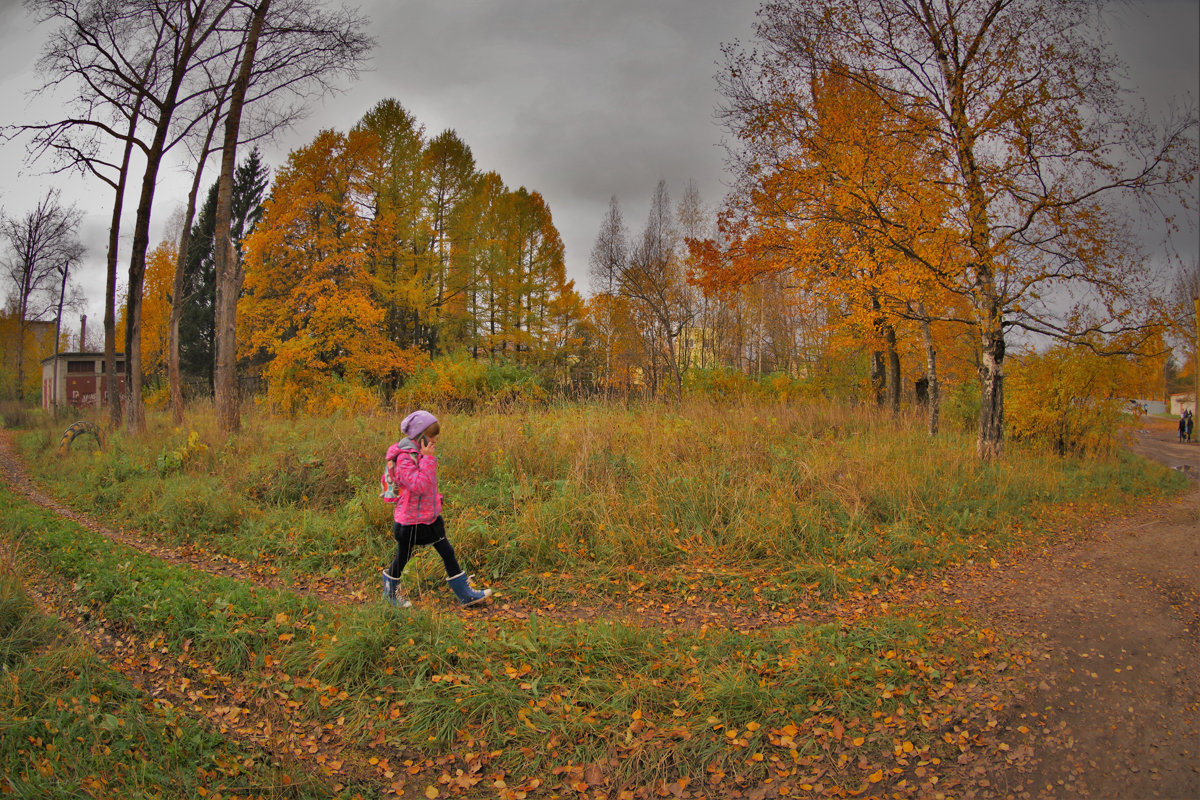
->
[[140, 239, 178, 377], [240, 130, 409, 414], [0, 313, 56, 400], [1007, 345, 1147, 455], [393, 351, 548, 410]]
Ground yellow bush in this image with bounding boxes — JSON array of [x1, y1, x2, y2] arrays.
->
[[1007, 344, 1138, 455]]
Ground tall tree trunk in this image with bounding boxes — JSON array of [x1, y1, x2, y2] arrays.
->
[[978, 314, 1005, 459], [912, 302, 939, 436], [884, 321, 900, 415], [214, 0, 270, 435], [104, 186, 124, 424], [125, 13, 202, 434], [869, 350, 885, 406], [124, 143, 169, 433], [869, 294, 886, 407], [666, 327, 683, 404], [169, 171, 206, 425], [172, 66, 232, 425], [51, 265, 69, 411], [945, 50, 1005, 460], [104, 94, 144, 428], [14, 323, 26, 403]]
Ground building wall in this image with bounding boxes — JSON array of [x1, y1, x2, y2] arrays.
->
[[41, 354, 125, 410], [1169, 393, 1197, 417]]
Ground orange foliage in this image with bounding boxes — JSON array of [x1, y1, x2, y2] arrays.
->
[[240, 130, 407, 414], [699, 69, 969, 402]]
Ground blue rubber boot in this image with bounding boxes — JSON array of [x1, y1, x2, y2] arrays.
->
[[382, 570, 412, 608], [447, 572, 492, 607]]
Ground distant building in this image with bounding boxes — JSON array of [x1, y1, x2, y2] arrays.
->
[[40, 352, 125, 410], [1169, 392, 1196, 417]]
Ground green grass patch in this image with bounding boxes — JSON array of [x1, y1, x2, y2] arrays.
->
[[2, 480, 1018, 791], [18, 401, 1184, 605], [1, 486, 329, 674], [305, 599, 1003, 786], [0, 558, 345, 799], [4, 400, 1187, 793]]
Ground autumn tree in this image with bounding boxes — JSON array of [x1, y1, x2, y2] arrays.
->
[[353, 100, 436, 355], [17, 0, 369, 432], [719, 0, 1198, 458], [177, 150, 269, 393], [0, 190, 85, 401], [211, 0, 270, 434], [424, 129, 479, 350], [241, 104, 582, 406], [212, 0, 371, 433], [140, 238, 179, 377], [588, 196, 633, 397], [239, 129, 401, 412], [708, 61, 976, 432], [619, 180, 697, 402], [485, 187, 571, 360], [1166, 258, 1199, 400], [451, 170, 506, 357], [1008, 338, 1168, 456]]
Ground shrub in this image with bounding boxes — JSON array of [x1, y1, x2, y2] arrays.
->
[[943, 379, 981, 433], [684, 367, 824, 403], [0, 400, 44, 430], [395, 352, 548, 410], [1007, 345, 1136, 456], [262, 366, 383, 418]]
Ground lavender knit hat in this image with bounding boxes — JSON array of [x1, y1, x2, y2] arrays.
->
[[401, 410, 438, 439]]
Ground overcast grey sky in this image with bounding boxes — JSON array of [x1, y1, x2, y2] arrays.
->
[[1, 0, 1197, 336]]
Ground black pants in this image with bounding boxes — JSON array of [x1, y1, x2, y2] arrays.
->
[[388, 516, 462, 579]]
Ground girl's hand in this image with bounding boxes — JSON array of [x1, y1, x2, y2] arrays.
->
[[419, 439, 437, 457]]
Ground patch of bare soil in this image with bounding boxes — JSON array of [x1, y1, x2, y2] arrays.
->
[[951, 419, 1199, 799]]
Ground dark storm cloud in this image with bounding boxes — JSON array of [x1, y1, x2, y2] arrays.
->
[[1105, 0, 1200, 279], [1, 0, 1195, 324], [330, 0, 758, 287]]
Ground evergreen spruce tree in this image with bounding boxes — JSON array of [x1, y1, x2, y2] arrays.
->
[[179, 148, 269, 390]]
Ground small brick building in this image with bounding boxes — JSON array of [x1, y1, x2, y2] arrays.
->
[[1169, 392, 1196, 417], [41, 352, 126, 410]]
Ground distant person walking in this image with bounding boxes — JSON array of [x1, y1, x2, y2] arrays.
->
[[1185, 410, 1194, 444], [379, 410, 493, 608], [1179, 415, 1187, 442]]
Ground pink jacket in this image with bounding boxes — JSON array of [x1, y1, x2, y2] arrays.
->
[[386, 439, 443, 525]]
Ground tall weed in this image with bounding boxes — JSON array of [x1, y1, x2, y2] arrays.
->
[[13, 397, 1185, 598]]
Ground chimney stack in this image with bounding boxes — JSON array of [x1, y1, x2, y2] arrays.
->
[[80, 314, 87, 351]]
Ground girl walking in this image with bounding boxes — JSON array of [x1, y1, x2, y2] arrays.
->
[[381, 410, 492, 608]]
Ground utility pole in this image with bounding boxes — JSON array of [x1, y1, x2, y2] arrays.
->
[[1194, 296, 1198, 415], [51, 262, 70, 412]]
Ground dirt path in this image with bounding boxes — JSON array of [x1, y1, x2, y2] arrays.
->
[[0, 429, 362, 606], [951, 419, 1200, 799]]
